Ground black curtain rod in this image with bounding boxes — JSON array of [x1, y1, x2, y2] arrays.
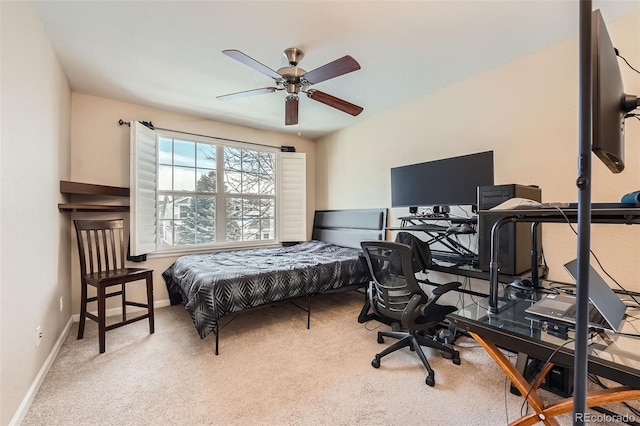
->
[[117, 119, 279, 150]]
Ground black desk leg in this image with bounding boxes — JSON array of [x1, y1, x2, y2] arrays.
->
[[531, 222, 541, 288], [489, 216, 516, 313], [510, 352, 530, 396]]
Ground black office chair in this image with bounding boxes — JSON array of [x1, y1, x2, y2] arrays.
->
[[360, 240, 461, 386]]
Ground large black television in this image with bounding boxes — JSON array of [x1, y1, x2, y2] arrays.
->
[[591, 9, 639, 174], [390, 150, 494, 208]]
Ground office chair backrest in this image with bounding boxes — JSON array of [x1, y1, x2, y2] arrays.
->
[[74, 219, 126, 275], [361, 241, 428, 322]]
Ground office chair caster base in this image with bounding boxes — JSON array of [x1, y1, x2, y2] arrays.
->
[[426, 374, 435, 387], [377, 333, 384, 344], [372, 356, 381, 368], [453, 356, 461, 365]]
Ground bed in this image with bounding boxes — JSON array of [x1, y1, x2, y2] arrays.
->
[[163, 208, 387, 354]]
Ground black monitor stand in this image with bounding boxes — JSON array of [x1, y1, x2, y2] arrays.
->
[[574, 1, 594, 422]]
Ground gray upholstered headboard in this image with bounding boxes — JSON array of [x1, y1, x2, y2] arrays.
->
[[311, 208, 387, 249]]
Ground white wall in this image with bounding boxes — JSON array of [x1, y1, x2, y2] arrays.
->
[[0, 2, 72, 424], [316, 13, 640, 290], [68, 93, 317, 314]]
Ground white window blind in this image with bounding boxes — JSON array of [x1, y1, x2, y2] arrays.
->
[[130, 121, 157, 256], [279, 152, 307, 242]]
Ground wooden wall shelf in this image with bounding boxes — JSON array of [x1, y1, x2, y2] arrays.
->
[[58, 180, 130, 212], [58, 203, 130, 213]]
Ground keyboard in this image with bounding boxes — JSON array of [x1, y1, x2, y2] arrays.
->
[[564, 303, 607, 326]]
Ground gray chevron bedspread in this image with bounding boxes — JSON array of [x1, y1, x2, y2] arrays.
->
[[163, 240, 369, 339]]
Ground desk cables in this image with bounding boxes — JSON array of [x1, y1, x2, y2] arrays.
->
[[553, 207, 640, 308], [518, 337, 578, 418]]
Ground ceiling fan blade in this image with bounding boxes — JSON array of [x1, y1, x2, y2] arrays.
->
[[306, 90, 363, 116], [222, 49, 282, 80], [217, 87, 278, 101], [285, 96, 299, 125], [303, 55, 361, 85]]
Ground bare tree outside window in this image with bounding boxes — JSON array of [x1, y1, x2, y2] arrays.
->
[[156, 136, 276, 249], [224, 147, 276, 242]]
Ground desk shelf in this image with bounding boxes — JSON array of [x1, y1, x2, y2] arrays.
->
[[58, 180, 130, 212], [391, 214, 479, 268]]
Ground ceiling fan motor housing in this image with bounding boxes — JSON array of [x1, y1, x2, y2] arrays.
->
[[277, 66, 306, 94]]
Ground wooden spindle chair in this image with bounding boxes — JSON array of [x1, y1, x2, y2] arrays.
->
[[74, 219, 154, 353]]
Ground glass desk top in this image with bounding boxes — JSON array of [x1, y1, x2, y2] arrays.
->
[[448, 288, 640, 388]]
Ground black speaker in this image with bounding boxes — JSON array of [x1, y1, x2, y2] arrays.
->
[[477, 184, 542, 275]]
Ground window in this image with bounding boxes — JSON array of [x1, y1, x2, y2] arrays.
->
[[157, 136, 219, 248], [223, 146, 276, 243], [130, 122, 305, 256]]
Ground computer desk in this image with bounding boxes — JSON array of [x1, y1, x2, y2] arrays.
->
[[467, 206, 640, 424], [477, 206, 640, 312], [448, 292, 640, 426]]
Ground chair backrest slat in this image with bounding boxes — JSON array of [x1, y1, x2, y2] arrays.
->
[[74, 219, 126, 276], [361, 240, 427, 321]]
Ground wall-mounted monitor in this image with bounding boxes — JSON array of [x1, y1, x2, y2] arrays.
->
[[591, 9, 639, 174], [390, 150, 494, 208]]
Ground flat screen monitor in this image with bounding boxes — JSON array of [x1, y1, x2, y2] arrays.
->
[[591, 9, 638, 174], [390, 150, 494, 208]]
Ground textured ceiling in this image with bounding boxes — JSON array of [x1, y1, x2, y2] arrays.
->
[[33, 0, 640, 140]]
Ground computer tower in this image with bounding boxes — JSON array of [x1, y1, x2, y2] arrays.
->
[[542, 365, 574, 397], [477, 184, 542, 275]]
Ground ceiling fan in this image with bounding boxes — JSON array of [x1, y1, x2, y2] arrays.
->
[[217, 48, 363, 126]]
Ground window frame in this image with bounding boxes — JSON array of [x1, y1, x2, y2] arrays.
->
[[154, 129, 279, 254], [130, 122, 307, 257]]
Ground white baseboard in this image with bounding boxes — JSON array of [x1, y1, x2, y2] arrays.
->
[[10, 299, 171, 425], [71, 298, 171, 322], [9, 317, 73, 426]]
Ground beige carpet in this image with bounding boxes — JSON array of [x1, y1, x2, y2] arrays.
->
[[21, 291, 632, 425]]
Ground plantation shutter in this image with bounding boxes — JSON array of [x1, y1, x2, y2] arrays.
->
[[279, 152, 307, 242], [130, 121, 157, 255]]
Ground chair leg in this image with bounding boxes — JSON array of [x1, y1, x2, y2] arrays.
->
[[411, 337, 436, 386], [415, 334, 461, 365], [146, 273, 154, 334], [375, 334, 413, 360], [78, 282, 87, 340], [378, 330, 410, 342], [98, 285, 106, 354], [372, 334, 413, 369], [121, 283, 126, 322]]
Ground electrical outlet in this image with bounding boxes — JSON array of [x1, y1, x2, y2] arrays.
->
[[36, 325, 42, 347], [59, 296, 64, 312]]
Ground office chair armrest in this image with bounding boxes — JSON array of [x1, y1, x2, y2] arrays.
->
[[401, 294, 424, 329], [431, 281, 461, 297]]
